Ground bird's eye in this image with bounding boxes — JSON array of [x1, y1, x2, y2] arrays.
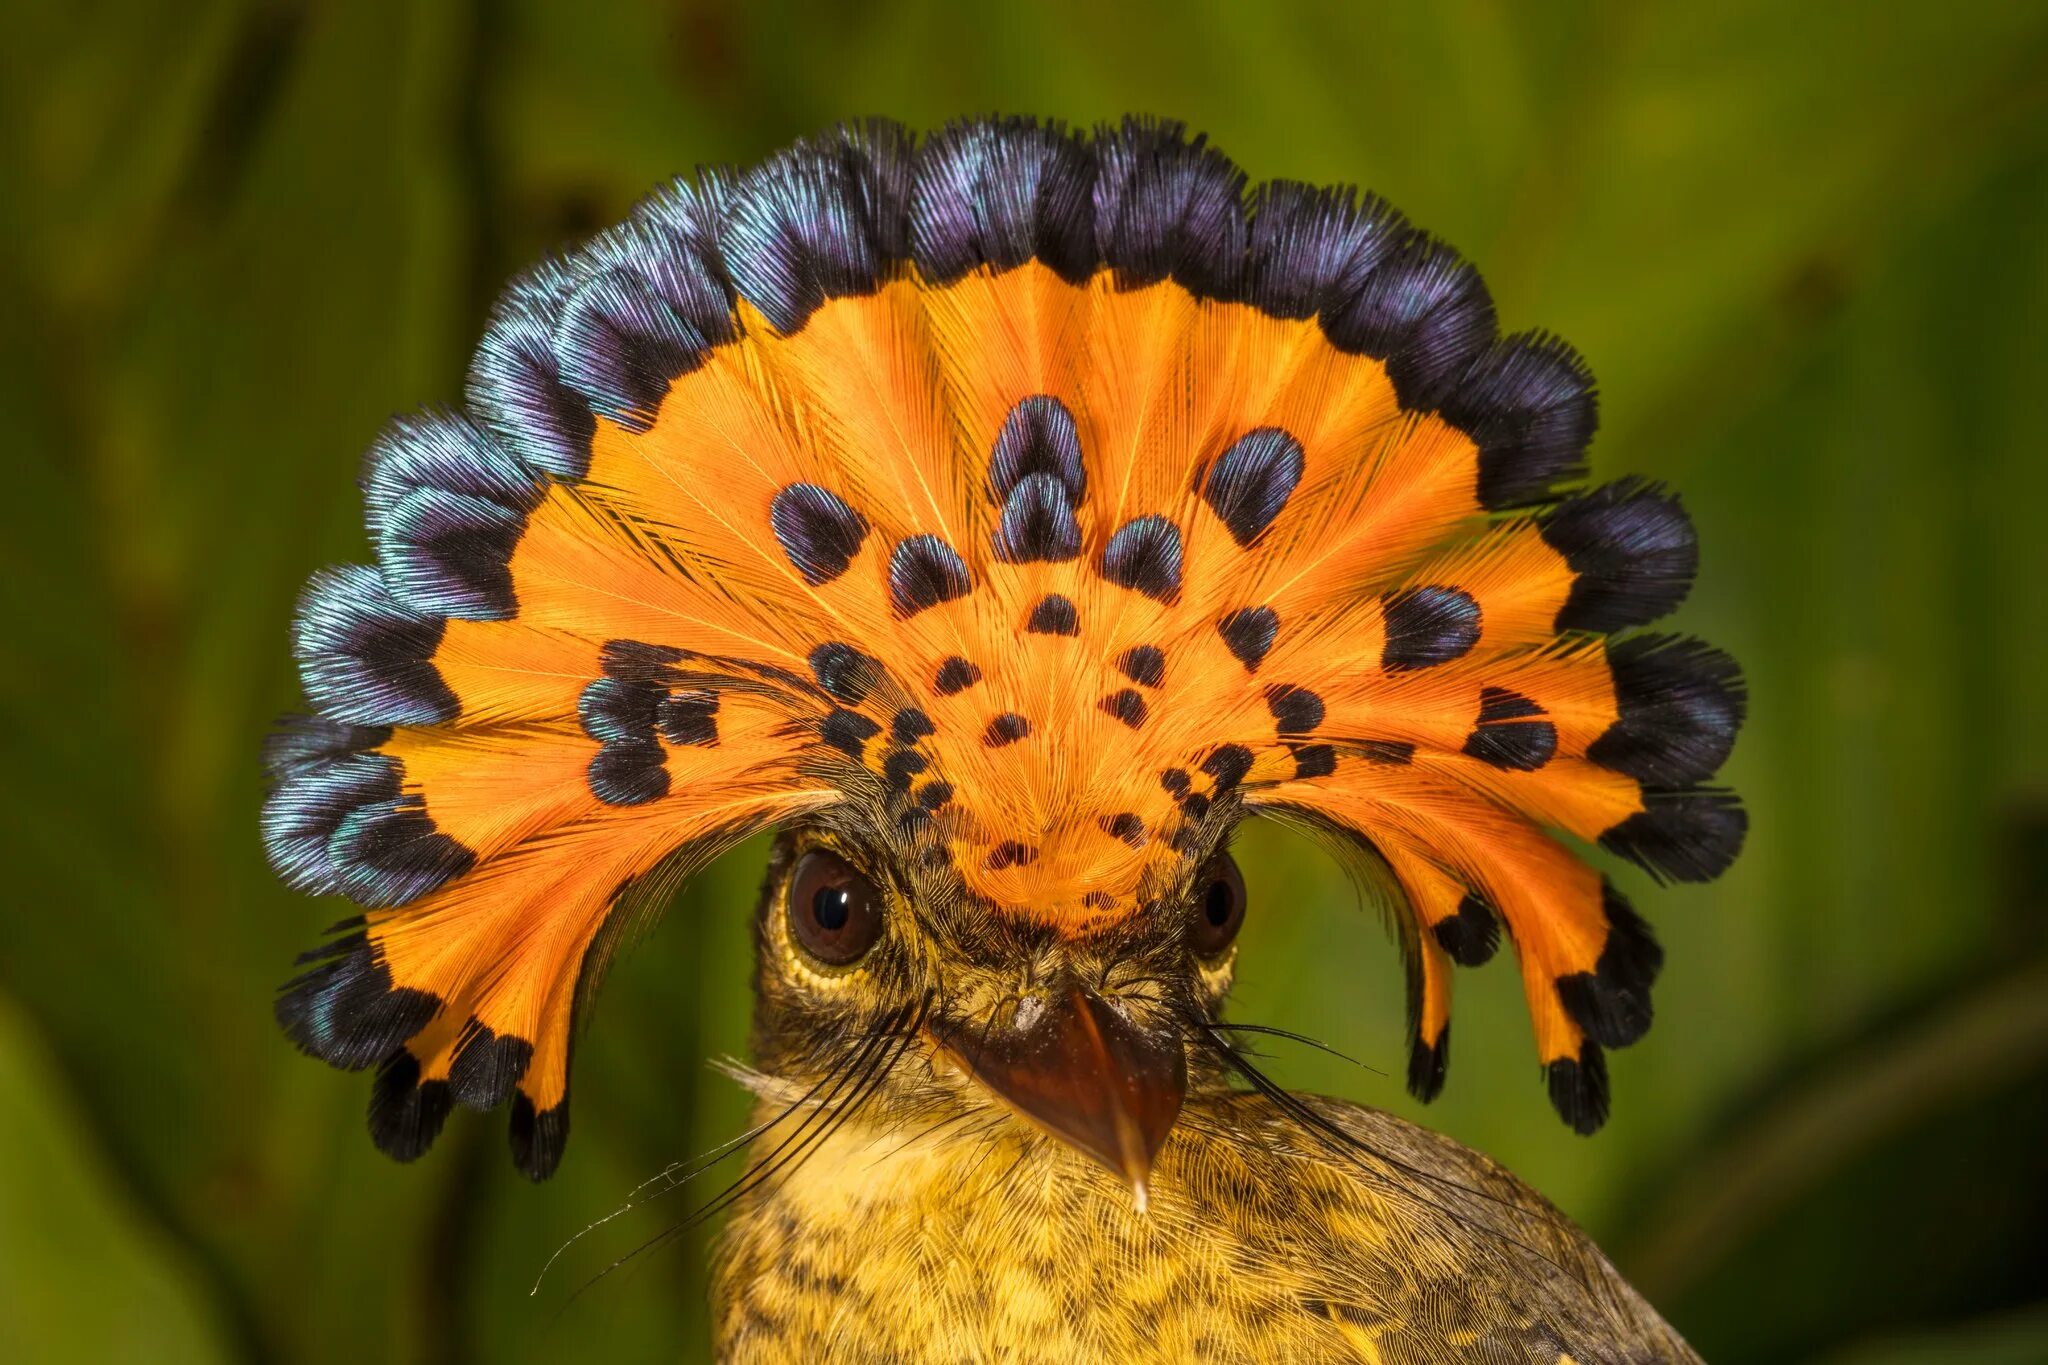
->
[[1191, 851, 1246, 958], [787, 850, 885, 967]]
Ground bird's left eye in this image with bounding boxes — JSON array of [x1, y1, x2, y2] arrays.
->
[[1191, 851, 1247, 958], [787, 849, 886, 967]]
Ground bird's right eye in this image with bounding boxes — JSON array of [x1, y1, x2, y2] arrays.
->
[[787, 850, 885, 967], [1191, 850, 1247, 958]]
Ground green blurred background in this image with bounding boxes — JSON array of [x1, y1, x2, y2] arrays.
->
[[4, 2, 2047, 1360]]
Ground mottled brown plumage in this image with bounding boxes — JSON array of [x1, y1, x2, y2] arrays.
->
[[718, 1100, 1691, 1362]]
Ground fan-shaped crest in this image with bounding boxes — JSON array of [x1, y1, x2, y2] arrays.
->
[[267, 116, 1745, 1176]]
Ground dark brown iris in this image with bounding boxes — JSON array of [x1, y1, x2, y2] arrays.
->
[[1191, 850, 1246, 957], [787, 850, 885, 966]]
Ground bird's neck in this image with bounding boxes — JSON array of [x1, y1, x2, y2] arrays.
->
[[710, 1104, 1171, 1358]]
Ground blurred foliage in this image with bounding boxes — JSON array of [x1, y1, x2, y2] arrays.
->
[[1, 1, 2045, 1361]]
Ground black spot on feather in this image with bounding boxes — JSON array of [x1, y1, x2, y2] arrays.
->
[[275, 934, 440, 1071], [994, 474, 1083, 563], [1202, 427, 1304, 547], [1099, 688, 1147, 728], [1406, 1025, 1449, 1105], [447, 1025, 533, 1111], [1539, 478, 1698, 632], [1590, 635, 1746, 787], [579, 675, 674, 803], [771, 484, 870, 586], [821, 708, 882, 758], [1600, 789, 1746, 884], [1101, 813, 1146, 847], [510, 1092, 570, 1181], [1098, 515, 1183, 602], [1443, 333, 1598, 510], [891, 708, 935, 744], [809, 642, 881, 703], [368, 1051, 453, 1162], [1433, 894, 1500, 968], [1380, 586, 1480, 672], [912, 117, 1097, 286], [934, 656, 982, 695], [1027, 594, 1080, 635], [983, 712, 1029, 747], [1290, 744, 1337, 779], [1555, 882, 1663, 1049], [657, 691, 719, 747], [986, 841, 1036, 870], [883, 749, 928, 793], [586, 737, 668, 805], [1217, 606, 1279, 671], [578, 674, 660, 742], [1546, 1043, 1610, 1135], [987, 394, 1086, 502], [1202, 744, 1254, 791], [889, 534, 972, 617], [599, 638, 687, 681], [1462, 687, 1556, 771], [1264, 684, 1325, 735], [1117, 644, 1166, 687], [1353, 739, 1415, 766]]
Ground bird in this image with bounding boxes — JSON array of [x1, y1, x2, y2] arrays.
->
[[265, 115, 1744, 1361]]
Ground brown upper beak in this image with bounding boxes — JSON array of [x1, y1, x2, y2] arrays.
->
[[928, 985, 1186, 1208]]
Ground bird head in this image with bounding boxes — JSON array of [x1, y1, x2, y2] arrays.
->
[[265, 116, 1745, 1183], [747, 816, 1244, 1199]]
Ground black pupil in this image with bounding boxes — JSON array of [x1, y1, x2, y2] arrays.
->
[[812, 885, 852, 932], [1205, 877, 1235, 927]]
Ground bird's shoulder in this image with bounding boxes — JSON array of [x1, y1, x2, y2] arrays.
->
[[1175, 1090, 1700, 1363]]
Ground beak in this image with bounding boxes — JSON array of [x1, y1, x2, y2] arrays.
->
[[927, 985, 1186, 1210]]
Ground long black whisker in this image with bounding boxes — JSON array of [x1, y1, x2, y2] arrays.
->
[[565, 999, 923, 1303], [667, 1003, 920, 1231], [531, 1037, 885, 1296], [1194, 1020, 1498, 1210], [868, 1104, 976, 1167], [1206, 1021, 1383, 1075], [657, 994, 932, 1236], [673, 1018, 919, 1240], [1188, 1021, 1571, 1276]]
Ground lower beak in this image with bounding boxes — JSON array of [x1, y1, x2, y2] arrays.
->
[[927, 985, 1186, 1209]]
